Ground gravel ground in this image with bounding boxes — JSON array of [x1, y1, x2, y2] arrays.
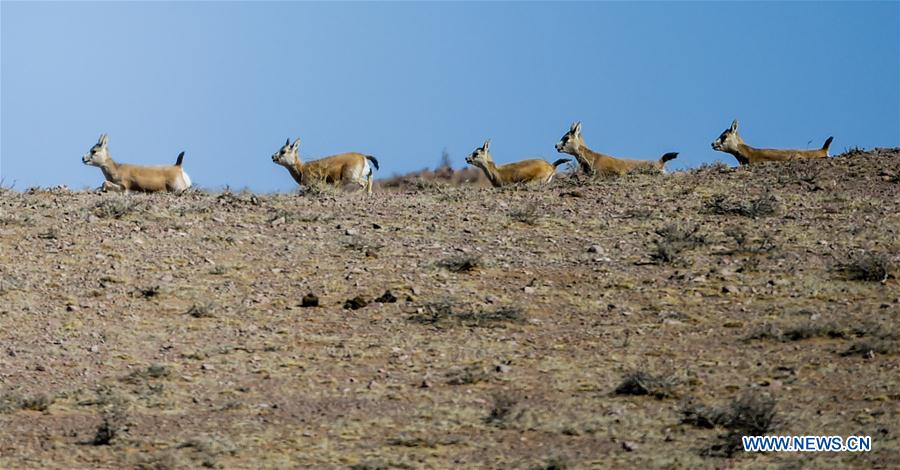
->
[[0, 148, 897, 468]]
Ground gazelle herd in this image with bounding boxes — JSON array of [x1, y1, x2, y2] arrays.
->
[[81, 120, 834, 193]]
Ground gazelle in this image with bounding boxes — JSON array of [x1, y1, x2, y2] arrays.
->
[[711, 119, 833, 165], [555, 122, 678, 176], [271, 138, 379, 194], [81, 134, 192, 192], [465, 139, 570, 187]]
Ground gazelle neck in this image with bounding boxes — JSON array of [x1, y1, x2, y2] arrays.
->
[[478, 161, 503, 188]]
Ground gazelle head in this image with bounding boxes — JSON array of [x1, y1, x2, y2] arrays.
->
[[272, 138, 301, 168], [711, 119, 743, 152], [82, 133, 111, 167], [555, 121, 583, 155], [465, 139, 494, 168]]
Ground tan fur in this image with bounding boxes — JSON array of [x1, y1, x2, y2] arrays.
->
[[712, 119, 832, 165], [465, 140, 568, 188], [555, 122, 677, 176], [81, 134, 191, 193], [272, 138, 377, 194]]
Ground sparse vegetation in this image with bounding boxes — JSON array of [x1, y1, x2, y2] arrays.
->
[[91, 197, 142, 219], [121, 364, 170, 385], [509, 203, 541, 225], [437, 254, 483, 273], [724, 227, 776, 254], [614, 371, 677, 399], [836, 251, 893, 282], [91, 405, 129, 446], [682, 392, 778, 457], [704, 193, 779, 218], [841, 335, 898, 357], [0, 148, 896, 467], [186, 303, 215, 318], [651, 223, 705, 264], [0, 393, 54, 413], [485, 392, 519, 427], [446, 364, 489, 385], [409, 301, 525, 328]]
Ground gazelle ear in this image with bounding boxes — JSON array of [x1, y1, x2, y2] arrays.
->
[[730, 119, 738, 132], [573, 122, 582, 134], [285, 138, 290, 146], [482, 139, 491, 151], [291, 138, 301, 150], [99, 133, 108, 147]]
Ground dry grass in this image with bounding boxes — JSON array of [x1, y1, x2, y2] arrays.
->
[[614, 370, 678, 399], [0, 148, 897, 467], [836, 251, 894, 282], [704, 193, 779, 218]]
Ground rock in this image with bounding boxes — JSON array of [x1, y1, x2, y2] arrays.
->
[[722, 285, 739, 294], [374, 290, 397, 303], [345, 228, 359, 236], [344, 296, 369, 310], [622, 441, 637, 452], [301, 293, 319, 308], [587, 245, 604, 254], [523, 286, 536, 294], [372, 223, 382, 229], [495, 364, 511, 374]]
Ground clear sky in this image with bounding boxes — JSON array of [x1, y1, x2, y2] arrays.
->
[[2, 1, 898, 192]]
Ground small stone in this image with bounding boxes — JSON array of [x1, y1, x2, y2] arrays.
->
[[301, 293, 319, 308], [66, 304, 79, 312], [201, 364, 214, 371], [372, 223, 382, 229], [523, 286, 536, 294], [89, 345, 99, 353], [622, 441, 637, 452], [722, 285, 739, 294], [495, 364, 511, 374], [345, 228, 359, 236], [343, 296, 369, 310], [374, 290, 397, 303], [420, 380, 432, 389], [587, 245, 604, 254]]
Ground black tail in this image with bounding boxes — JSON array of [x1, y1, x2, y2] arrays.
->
[[365, 155, 380, 171], [659, 152, 679, 164], [175, 151, 185, 166], [551, 158, 571, 168], [822, 136, 833, 151]]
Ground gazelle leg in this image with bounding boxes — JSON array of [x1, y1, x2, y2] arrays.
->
[[101, 181, 125, 192]]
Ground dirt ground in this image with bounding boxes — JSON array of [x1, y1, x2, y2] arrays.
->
[[1, 148, 897, 469]]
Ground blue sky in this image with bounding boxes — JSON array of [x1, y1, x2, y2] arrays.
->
[[2, 1, 898, 192]]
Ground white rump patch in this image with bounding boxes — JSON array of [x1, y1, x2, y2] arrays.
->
[[358, 159, 371, 184], [178, 170, 192, 190]]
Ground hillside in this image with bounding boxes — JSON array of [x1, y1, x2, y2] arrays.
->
[[0, 148, 897, 468]]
